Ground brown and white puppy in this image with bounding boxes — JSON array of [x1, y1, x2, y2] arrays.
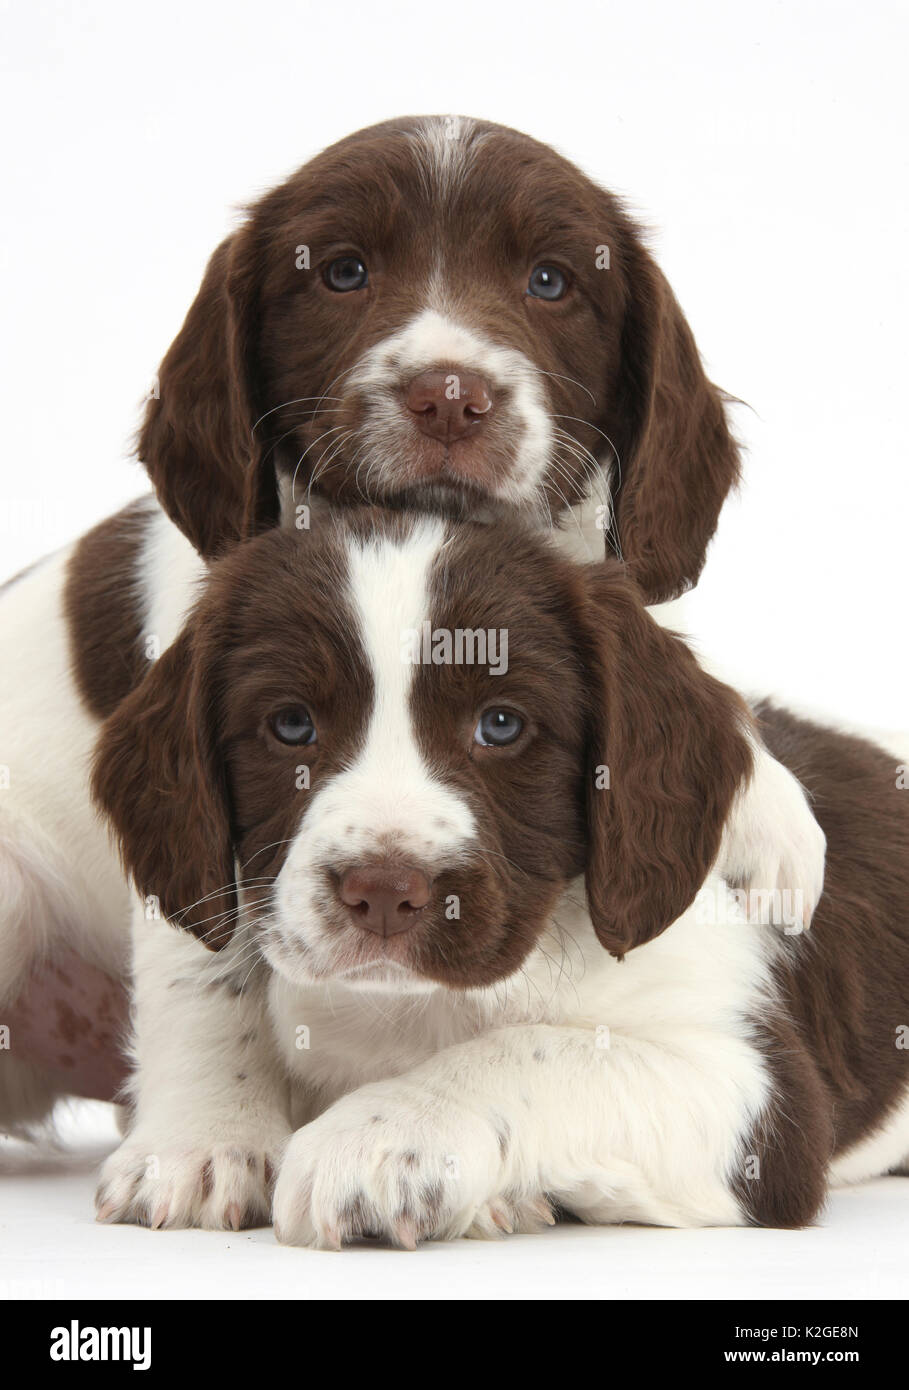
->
[[0, 492, 821, 1139], [82, 511, 908, 1242], [140, 115, 738, 605]]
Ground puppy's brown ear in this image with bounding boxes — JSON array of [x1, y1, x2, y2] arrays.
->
[[91, 627, 236, 949], [576, 565, 753, 957], [138, 231, 266, 559], [606, 213, 740, 604]]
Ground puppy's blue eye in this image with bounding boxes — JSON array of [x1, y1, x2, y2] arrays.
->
[[325, 256, 368, 292], [527, 265, 567, 300], [474, 709, 524, 747], [269, 706, 317, 746]]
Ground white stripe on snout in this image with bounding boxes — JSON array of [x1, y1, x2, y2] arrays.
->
[[349, 309, 553, 505], [272, 520, 476, 978], [340, 518, 476, 859]]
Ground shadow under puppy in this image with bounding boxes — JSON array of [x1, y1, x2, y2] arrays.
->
[[91, 510, 909, 1245]]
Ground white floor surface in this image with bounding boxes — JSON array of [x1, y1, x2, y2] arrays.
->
[[1, 1102, 906, 1301]]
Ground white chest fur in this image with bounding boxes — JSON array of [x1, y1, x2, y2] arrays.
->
[[266, 875, 777, 1124]]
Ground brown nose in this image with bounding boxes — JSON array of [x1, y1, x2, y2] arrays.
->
[[404, 369, 493, 443], [338, 865, 432, 937]]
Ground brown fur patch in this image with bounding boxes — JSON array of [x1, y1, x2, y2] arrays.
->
[[64, 497, 155, 719], [732, 703, 909, 1224]]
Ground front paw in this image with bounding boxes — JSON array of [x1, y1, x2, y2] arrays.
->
[[96, 1129, 288, 1231], [719, 741, 826, 931], [273, 1085, 512, 1249]]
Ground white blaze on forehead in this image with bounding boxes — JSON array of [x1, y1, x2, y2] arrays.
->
[[408, 115, 483, 198], [348, 516, 445, 748], [342, 518, 476, 851], [280, 518, 476, 888]]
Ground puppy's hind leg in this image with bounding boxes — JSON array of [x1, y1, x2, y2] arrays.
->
[[0, 817, 75, 1133], [0, 815, 129, 1133]]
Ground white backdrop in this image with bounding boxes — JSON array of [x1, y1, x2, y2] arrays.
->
[[1, 0, 906, 729], [2, 0, 909, 1305]]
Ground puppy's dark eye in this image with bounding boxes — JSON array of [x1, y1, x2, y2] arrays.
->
[[269, 706, 317, 746], [474, 709, 524, 747], [527, 264, 567, 300], [325, 256, 368, 292]]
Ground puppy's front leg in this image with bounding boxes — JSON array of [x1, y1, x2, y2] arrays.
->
[[717, 731, 826, 929], [96, 901, 291, 1230], [273, 1020, 817, 1247]]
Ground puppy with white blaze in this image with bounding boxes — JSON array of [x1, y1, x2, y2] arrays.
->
[[0, 116, 826, 1151], [85, 512, 908, 1245]]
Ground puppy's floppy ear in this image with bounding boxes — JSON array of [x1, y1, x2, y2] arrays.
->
[[575, 564, 753, 958], [605, 211, 740, 605], [138, 230, 267, 559], [91, 626, 236, 949]]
